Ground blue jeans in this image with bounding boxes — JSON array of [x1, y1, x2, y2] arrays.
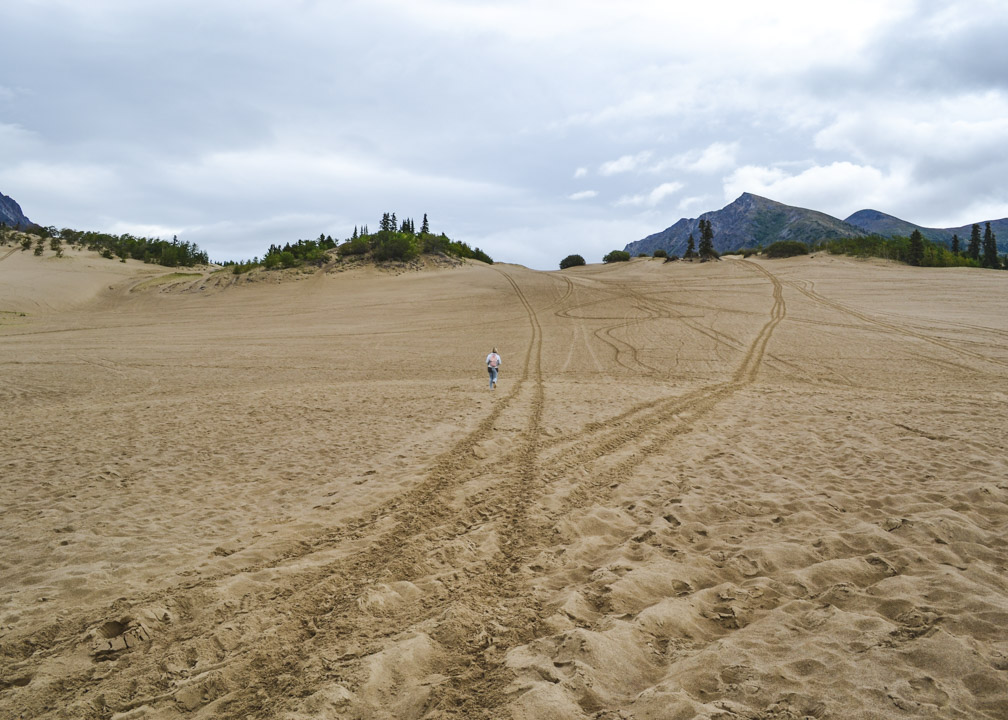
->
[[488, 366, 498, 388]]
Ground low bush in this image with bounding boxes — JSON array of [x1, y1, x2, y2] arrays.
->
[[559, 254, 586, 269], [603, 250, 631, 263], [763, 240, 809, 258], [372, 232, 420, 262], [653, 249, 667, 258], [338, 236, 370, 256]]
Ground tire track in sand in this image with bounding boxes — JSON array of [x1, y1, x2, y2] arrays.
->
[[1, 268, 547, 719], [4, 263, 786, 719], [210, 266, 548, 718], [778, 271, 1008, 369], [415, 260, 789, 717]]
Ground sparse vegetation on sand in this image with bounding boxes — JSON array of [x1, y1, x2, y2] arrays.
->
[[222, 212, 492, 273], [820, 233, 990, 268], [1, 223, 210, 267]]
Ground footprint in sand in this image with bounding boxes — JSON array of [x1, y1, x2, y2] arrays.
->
[[89, 618, 151, 657]]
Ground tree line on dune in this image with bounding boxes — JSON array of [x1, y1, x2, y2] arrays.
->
[[0, 224, 209, 267], [562, 221, 1006, 270], [0, 211, 492, 271], [222, 212, 492, 273]]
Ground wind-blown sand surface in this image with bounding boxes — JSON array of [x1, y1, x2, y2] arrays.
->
[[2, 246, 1007, 719]]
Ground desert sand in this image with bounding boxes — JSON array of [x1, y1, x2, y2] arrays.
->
[[1, 244, 1007, 719]]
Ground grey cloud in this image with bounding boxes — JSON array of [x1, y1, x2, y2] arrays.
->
[[3, 1, 1007, 268]]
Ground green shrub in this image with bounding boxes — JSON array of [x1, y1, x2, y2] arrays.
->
[[653, 249, 667, 258], [433, 235, 492, 263], [603, 250, 630, 263], [763, 240, 809, 258], [338, 236, 370, 256], [559, 253, 586, 269], [372, 232, 419, 262]]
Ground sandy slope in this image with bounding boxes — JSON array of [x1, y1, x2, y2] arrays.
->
[[1, 246, 1006, 719]]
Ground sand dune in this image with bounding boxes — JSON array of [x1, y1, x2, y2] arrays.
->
[[1, 245, 1006, 719]]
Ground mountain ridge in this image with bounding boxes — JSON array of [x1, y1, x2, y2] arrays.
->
[[627, 193, 1007, 256], [844, 208, 1007, 251], [624, 193, 864, 256], [0, 191, 35, 229]]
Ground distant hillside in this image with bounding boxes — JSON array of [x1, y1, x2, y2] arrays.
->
[[625, 193, 864, 256], [1, 191, 35, 229], [845, 209, 1007, 252]]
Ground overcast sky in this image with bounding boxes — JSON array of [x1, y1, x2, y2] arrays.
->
[[2, 0, 1007, 268]]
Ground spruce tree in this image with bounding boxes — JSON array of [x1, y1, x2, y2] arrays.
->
[[908, 229, 924, 266], [982, 222, 999, 268], [686, 234, 696, 259], [951, 233, 959, 255], [698, 219, 715, 260], [968, 223, 981, 260], [421, 213, 430, 235]]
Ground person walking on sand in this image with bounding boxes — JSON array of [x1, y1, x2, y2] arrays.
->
[[486, 347, 501, 389]]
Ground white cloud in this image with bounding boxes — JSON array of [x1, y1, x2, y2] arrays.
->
[[573, 167, 588, 178], [568, 190, 598, 201], [600, 151, 653, 176], [651, 141, 740, 175], [815, 94, 1008, 166], [104, 221, 182, 240], [0, 161, 120, 201], [723, 161, 908, 219], [617, 181, 684, 208], [687, 142, 739, 173], [678, 195, 709, 213], [0, 122, 40, 157]]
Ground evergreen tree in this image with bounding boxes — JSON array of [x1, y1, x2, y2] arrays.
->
[[968, 223, 981, 260], [982, 222, 999, 268], [908, 229, 925, 266], [421, 213, 430, 235], [686, 234, 696, 259], [951, 233, 959, 255], [698, 219, 716, 260]]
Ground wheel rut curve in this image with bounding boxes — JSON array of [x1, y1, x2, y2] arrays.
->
[[4, 263, 788, 719], [778, 271, 1008, 369]]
